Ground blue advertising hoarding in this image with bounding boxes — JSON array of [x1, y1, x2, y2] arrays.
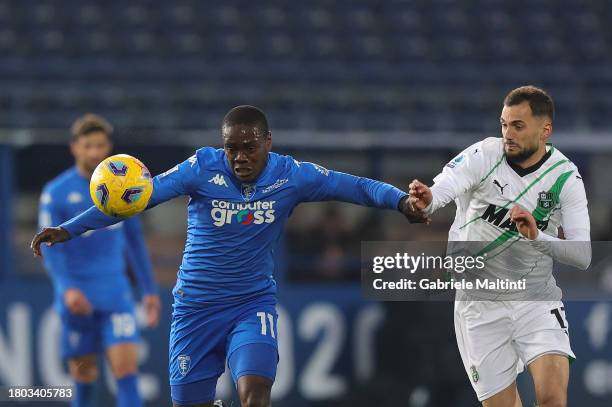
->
[[0, 277, 610, 406]]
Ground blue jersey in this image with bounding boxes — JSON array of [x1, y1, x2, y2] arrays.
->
[[61, 149, 406, 304], [39, 167, 157, 312]]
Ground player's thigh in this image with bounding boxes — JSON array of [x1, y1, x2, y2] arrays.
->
[[229, 343, 277, 395], [454, 300, 519, 402], [527, 353, 569, 406], [170, 303, 234, 405], [99, 309, 140, 376], [512, 300, 575, 366], [481, 381, 523, 407], [60, 310, 100, 380], [227, 304, 279, 384], [171, 376, 219, 407], [236, 374, 273, 407]]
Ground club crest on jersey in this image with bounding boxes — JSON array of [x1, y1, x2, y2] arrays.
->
[[241, 184, 256, 201], [470, 365, 479, 383], [537, 191, 554, 209], [178, 355, 191, 377]]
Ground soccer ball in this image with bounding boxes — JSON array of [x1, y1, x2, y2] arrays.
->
[[89, 154, 153, 217]]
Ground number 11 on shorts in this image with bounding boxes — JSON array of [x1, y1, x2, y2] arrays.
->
[[257, 312, 275, 338]]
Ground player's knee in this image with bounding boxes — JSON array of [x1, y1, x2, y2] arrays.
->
[[537, 393, 566, 407], [240, 395, 269, 407], [110, 359, 138, 379], [69, 360, 98, 382], [239, 388, 270, 407]]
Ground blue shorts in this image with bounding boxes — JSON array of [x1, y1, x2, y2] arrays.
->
[[169, 295, 279, 405], [60, 307, 139, 359]]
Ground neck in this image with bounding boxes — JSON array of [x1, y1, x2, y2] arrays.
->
[[76, 164, 93, 179], [514, 144, 547, 168]]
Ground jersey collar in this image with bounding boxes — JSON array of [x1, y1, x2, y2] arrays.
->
[[506, 143, 553, 177]]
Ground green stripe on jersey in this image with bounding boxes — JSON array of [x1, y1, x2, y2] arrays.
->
[[477, 169, 574, 257], [460, 159, 569, 230], [479, 154, 505, 184]]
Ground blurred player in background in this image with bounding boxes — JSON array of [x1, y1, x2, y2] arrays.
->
[[409, 86, 591, 407], [32, 105, 428, 407], [38, 114, 161, 407]]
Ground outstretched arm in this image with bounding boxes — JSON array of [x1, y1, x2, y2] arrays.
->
[[32, 154, 200, 256], [410, 141, 489, 215], [296, 162, 429, 223]]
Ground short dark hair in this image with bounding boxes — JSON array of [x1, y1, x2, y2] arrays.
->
[[504, 86, 554, 121], [70, 113, 113, 141], [222, 105, 269, 135]]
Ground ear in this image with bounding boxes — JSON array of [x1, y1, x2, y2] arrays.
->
[[541, 121, 552, 141], [265, 131, 272, 151], [69, 140, 77, 157]]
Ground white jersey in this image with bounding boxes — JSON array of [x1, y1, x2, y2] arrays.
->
[[428, 137, 591, 300]]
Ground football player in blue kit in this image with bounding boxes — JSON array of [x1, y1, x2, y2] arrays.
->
[[32, 106, 428, 407], [37, 114, 161, 407]]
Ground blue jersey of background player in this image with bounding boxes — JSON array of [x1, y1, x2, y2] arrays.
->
[[37, 114, 161, 407], [32, 106, 428, 407]]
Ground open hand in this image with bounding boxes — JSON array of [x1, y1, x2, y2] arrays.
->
[[64, 288, 93, 315], [143, 294, 161, 327], [31, 227, 70, 257]]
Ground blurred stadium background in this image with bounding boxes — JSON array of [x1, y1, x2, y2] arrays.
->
[[1, 0, 612, 405]]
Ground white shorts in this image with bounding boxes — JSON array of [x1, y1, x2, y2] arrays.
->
[[454, 300, 575, 402]]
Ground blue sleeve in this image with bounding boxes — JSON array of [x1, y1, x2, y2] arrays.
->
[[123, 217, 158, 296], [295, 162, 407, 210], [61, 155, 200, 237], [38, 188, 73, 292], [147, 153, 199, 208]]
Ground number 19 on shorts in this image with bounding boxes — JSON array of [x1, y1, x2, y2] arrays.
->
[[257, 312, 276, 338]]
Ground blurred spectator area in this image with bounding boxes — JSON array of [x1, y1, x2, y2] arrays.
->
[[0, 0, 611, 132]]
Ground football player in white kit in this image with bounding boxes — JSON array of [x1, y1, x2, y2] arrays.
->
[[409, 86, 591, 407]]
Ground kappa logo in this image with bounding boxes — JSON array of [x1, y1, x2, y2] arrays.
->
[[188, 155, 197, 167], [208, 174, 228, 187], [177, 355, 191, 377]]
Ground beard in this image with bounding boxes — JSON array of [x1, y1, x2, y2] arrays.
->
[[505, 143, 539, 165]]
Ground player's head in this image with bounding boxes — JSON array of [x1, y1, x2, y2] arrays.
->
[[501, 86, 554, 164], [222, 105, 272, 182], [70, 113, 113, 175]]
